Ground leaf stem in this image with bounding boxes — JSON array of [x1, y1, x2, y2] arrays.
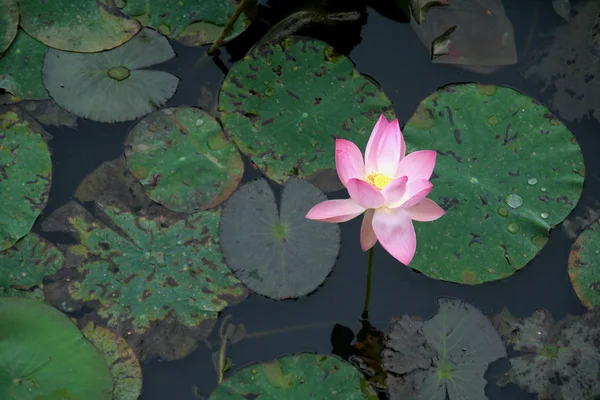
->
[[217, 338, 227, 383], [207, 0, 252, 56], [361, 246, 375, 320]]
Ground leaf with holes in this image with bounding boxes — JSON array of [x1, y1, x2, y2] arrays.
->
[[0, 297, 113, 399], [18, 0, 140, 52], [383, 298, 506, 399], [0, 111, 52, 251], [492, 308, 600, 399], [568, 220, 600, 309], [209, 353, 378, 399], [118, 0, 253, 46], [43, 28, 179, 123], [219, 178, 340, 299], [402, 83, 584, 284], [218, 36, 395, 192], [125, 107, 243, 213]]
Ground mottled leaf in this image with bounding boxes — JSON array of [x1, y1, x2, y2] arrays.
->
[[568, 220, 600, 309], [208, 353, 378, 399], [0, 30, 49, 101], [492, 309, 600, 399], [219, 178, 340, 299], [125, 107, 243, 213], [81, 322, 143, 400], [0, 297, 113, 400], [0, 0, 18, 54], [402, 84, 584, 284], [218, 37, 394, 191], [19, 0, 140, 52], [43, 28, 179, 123], [0, 111, 52, 251], [383, 298, 506, 399]]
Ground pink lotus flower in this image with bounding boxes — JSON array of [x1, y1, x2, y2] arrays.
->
[[305, 114, 445, 265]]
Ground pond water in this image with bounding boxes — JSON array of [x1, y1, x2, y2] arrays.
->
[[2, 0, 600, 399]]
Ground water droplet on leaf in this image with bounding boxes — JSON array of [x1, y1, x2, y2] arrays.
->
[[541, 187, 547, 192], [505, 194, 523, 209], [528, 178, 538, 185], [506, 223, 520, 234], [541, 212, 548, 219], [497, 207, 508, 217]]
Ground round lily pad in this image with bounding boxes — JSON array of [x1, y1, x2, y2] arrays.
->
[[0, 297, 113, 399], [384, 298, 507, 399], [119, 0, 251, 46], [81, 322, 143, 400], [0, 0, 18, 54], [219, 178, 341, 300], [42, 201, 247, 360], [401, 83, 584, 284], [568, 220, 600, 309], [42, 28, 179, 123], [18, 0, 140, 52], [218, 36, 395, 188], [0, 111, 52, 252], [125, 107, 243, 213], [208, 353, 378, 399], [0, 233, 63, 298], [0, 29, 49, 102]]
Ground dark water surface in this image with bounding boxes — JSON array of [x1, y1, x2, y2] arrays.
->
[[35, 1, 600, 399]]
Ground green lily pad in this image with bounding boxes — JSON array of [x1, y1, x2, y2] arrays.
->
[[81, 322, 143, 400], [568, 220, 600, 309], [42, 201, 247, 360], [119, 0, 252, 46], [0, 111, 52, 252], [0, 30, 49, 102], [125, 107, 243, 213], [0, 233, 63, 298], [18, 0, 140, 53], [0, 297, 113, 399], [219, 178, 341, 299], [0, 0, 18, 54], [218, 36, 395, 190], [42, 28, 179, 123], [208, 353, 378, 399], [383, 298, 506, 399], [492, 308, 600, 399], [402, 83, 584, 284]]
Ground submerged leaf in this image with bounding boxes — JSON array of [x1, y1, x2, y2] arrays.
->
[[43, 28, 179, 123], [125, 107, 243, 213], [18, 0, 140, 52], [208, 353, 378, 399], [552, 0, 571, 23], [0, 298, 113, 399], [383, 298, 506, 399], [0, 30, 49, 101], [0, 111, 52, 251], [492, 309, 600, 399], [402, 84, 584, 284], [568, 220, 600, 309], [219, 36, 394, 190], [219, 178, 341, 300], [0, 0, 18, 54]]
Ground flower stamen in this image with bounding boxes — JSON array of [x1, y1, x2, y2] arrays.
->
[[366, 173, 392, 190]]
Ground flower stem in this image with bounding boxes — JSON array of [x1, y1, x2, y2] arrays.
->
[[361, 246, 375, 320], [207, 0, 252, 56]]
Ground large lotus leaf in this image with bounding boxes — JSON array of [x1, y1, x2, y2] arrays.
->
[[42, 201, 247, 360], [568, 220, 600, 309], [43, 28, 179, 123], [383, 298, 506, 399], [0, 0, 18, 54], [119, 0, 251, 46], [0, 111, 52, 251], [18, 0, 140, 52], [0, 30, 49, 102], [219, 178, 341, 299], [0, 233, 63, 298], [81, 322, 143, 400], [125, 107, 243, 213], [209, 353, 378, 399], [0, 297, 113, 399], [492, 309, 600, 399], [218, 36, 395, 190], [401, 83, 584, 284]]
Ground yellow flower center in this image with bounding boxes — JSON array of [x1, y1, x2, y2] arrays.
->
[[365, 173, 392, 190]]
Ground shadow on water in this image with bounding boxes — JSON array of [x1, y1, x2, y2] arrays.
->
[[27, 0, 600, 399]]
